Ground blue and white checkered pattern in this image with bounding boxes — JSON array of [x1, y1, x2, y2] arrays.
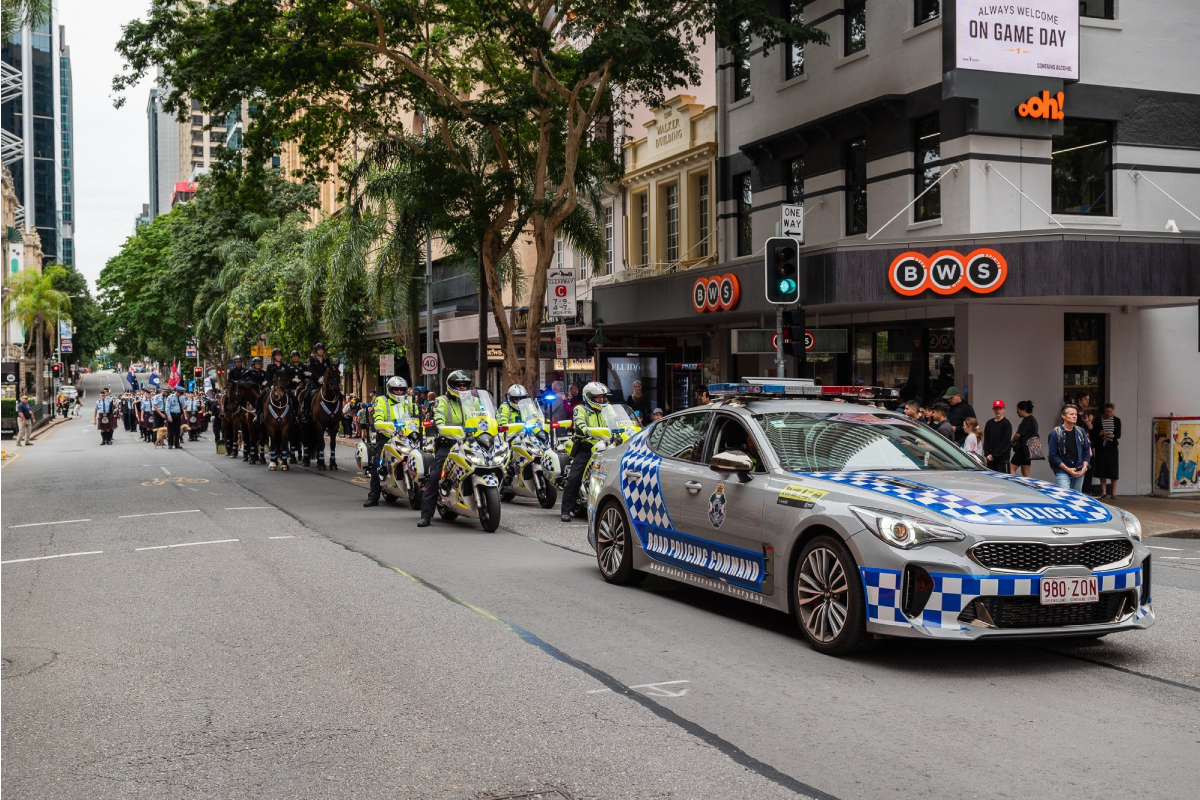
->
[[993, 474, 1112, 523], [802, 472, 999, 524], [620, 431, 672, 533], [861, 565, 1145, 632]]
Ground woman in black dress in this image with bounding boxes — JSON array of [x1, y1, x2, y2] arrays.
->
[[1093, 402, 1121, 498], [1010, 400, 1038, 477]]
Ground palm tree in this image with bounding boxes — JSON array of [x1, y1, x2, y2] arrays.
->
[[3, 265, 72, 399], [1, 0, 51, 40]]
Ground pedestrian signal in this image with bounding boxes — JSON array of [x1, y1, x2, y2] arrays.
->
[[782, 308, 806, 356], [765, 237, 801, 305]]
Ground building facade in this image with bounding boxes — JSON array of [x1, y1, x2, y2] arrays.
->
[[146, 73, 235, 219], [591, 0, 1200, 495]]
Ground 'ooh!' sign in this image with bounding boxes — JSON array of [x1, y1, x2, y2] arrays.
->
[[888, 249, 1008, 297], [693, 274, 740, 313]]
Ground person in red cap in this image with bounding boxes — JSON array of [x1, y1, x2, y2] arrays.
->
[[983, 399, 1013, 474]]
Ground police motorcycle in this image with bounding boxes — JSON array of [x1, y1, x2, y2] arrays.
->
[[499, 396, 560, 509], [559, 402, 642, 518], [355, 405, 429, 509], [435, 389, 508, 532]]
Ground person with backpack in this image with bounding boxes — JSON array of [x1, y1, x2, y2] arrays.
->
[[1047, 403, 1092, 491]]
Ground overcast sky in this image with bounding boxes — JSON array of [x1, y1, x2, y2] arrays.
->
[[63, 0, 153, 290]]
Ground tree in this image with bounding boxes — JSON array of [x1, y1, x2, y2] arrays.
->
[[115, 0, 823, 389], [1, 0, 51, 40], [49, 263, 105, 368], [3, 265, 71, 399]]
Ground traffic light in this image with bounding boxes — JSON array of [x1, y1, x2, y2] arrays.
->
[[765, 236, 801, 304], [782, 308, 806, 357], [194, 366, 202, 377], [52, 363, 61, 377]]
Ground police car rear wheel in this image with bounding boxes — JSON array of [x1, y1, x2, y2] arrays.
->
[[596, 502, 645, 586], [793, 536, 872, 655]]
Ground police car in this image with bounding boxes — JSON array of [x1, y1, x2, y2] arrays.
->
[[586, 381, 1153, 655]]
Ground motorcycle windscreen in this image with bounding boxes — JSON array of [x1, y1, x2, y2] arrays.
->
[[601, 403, 641, 438], [459, 389, 499, 436]]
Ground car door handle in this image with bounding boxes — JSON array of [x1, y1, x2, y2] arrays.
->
[[684, 481, 703, 492], [623, 469, 643, 481]]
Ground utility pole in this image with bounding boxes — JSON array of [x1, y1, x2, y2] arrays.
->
[[774, 306, 784, 377]]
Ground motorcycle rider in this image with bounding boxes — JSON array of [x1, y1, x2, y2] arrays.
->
[[560, 381, 610, 522], [364, 376, 418, 507], [417, 370, 472, 527], [497, 384, 530, 429]]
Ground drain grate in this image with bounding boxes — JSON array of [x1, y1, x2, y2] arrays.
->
[[480, 790, 573, 800]]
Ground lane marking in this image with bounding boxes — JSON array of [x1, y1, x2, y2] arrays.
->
[[135, 538, 239, 551], [2, 550, 103, 565], [268, 535, 295, 539], [1162, 556, 1200, 560], [119, 509, 202, 519], [1146, 545, 1184, 551], [160, 467, 172, 475], [588, 680, 690, 698], [9, 518, 92, 529], [225, 506, 274, 510], [1, 452, 19, 469]]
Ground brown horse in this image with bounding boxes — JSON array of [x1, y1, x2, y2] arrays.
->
[[233, 379, 264, 464], [306, 375, 343, 470], [263, 372, 295, 471]]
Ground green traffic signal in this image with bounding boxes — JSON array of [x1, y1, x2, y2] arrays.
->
[[779, 278, 797, 294], [765, 236, 801, 304]]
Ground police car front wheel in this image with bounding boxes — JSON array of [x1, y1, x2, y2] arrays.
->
[[596, 502, 645, 586], [793, 535, 872, 656]]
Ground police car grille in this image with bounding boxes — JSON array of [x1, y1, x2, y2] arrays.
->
[[971, 540, 1132, 572], [959, 592, 1130, 629]]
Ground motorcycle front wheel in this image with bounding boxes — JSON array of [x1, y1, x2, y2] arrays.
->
[[536, 475, 558, 509], [406, 478, 421, 510], [478, 486, 502, 532]]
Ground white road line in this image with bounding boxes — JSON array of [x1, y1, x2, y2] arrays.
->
[[8, 518, 91, 529], [2, 550, 103, 565], [135, 538, 239, 552], [1146, 545, 1184, 551], [1162, 556, 1200, 561], [225, 506, 274, 511], [160, 467, 171, 475], [118, 509, 201, 519], [268, 535, 295, 539], [588, 680, 690, 698]]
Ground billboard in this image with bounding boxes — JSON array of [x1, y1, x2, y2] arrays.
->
[[955, 1, 1079, 80]]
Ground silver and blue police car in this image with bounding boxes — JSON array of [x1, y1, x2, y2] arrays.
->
[[586, 382, 1153, 655]]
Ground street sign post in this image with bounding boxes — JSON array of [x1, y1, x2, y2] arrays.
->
[[421, 353, 439, 375], [554, 324, 569, 358], [379, 353, 395, 376], [546, 269, 576, 318], [781, 204, 804, 240]]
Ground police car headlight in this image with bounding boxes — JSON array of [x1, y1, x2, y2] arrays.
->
[[1117, 508, 1142, 541], [850, 506, 966, 550]]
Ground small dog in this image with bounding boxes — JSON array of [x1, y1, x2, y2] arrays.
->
[[153, 427, 169, 447]]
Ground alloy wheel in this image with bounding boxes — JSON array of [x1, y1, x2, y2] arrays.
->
[[596, 506, 626, 577], [796, 546, 850, 644]]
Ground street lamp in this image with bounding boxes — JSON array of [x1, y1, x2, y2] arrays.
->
[[55, 293, 83, 392]]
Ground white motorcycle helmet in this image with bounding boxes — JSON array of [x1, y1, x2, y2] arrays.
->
[[386, 376, 408, 400], [506, 384, 529, 407], [582, 381, 610, 411]]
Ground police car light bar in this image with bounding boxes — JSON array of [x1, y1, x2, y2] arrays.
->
[[707, 383, 900, 401]]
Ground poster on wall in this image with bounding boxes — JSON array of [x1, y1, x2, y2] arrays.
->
[[1153, 418, 1200, 496], [598, 350, 663, 425], [955, 0, 1079, 80]]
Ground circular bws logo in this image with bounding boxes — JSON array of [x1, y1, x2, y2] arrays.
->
[[964, 248, 1008, 293], [693, 278, 708, 313], [718, 274, 740, 311], [927, 251, 966, 295], [889, 252, 930, 296], [706, 277, 721, 311]]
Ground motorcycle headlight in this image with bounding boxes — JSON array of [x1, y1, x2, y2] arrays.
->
[[850, 506, 966, 550], [1117, 508, 1142, 541]]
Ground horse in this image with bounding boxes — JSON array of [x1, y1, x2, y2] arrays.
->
[[221, 387, 245, 458], [306, 375, 343, 470], [263, 373, 295, 471], [233, 379, 264, 464]]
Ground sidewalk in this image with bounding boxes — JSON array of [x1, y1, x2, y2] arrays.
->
[[1105, 495, 1200, 538]]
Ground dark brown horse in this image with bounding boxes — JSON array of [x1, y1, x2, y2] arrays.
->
[[233, 379, 264, 464], [263, 372, 295, 471], [306, 375, 343, 470]]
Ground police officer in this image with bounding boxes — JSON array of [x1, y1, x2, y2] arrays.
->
[[364, 376, 417, 507], [287, 350, 305, 394], [418, 370, 472, 527], [185, 391, 201, 441], [497, 384, 530, 429], [93, 388, 117, 445], [560, 381, 610, 522], [166, 385, 185, 448], [264, 348, 288, 385], [140, 390, 154, 441], [227, 355, 246, 385], [246, 356, 269, 389], [152, 385, 169, 436]]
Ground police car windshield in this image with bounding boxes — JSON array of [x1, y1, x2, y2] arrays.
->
[[754, 411, 977, 472]]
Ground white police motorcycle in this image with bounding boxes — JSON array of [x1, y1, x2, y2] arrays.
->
[[500, 398, 559, 509]]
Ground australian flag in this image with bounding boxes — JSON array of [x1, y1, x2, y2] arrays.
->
[[126, 368, 139, 390]]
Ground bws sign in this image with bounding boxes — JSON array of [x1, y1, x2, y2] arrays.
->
[[888, 249, 1008, 297], [693, 274, 740, 313]]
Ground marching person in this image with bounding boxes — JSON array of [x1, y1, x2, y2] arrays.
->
[[418, 370, 472, 527], [152, 386, 169, 439], [165, 385, 185, 449], [185, 390, 201, 441], [93, 388, 117, 445], [364, 376, 417, 507], [140, 390, 155, 442], [560, 382, 611, 522]]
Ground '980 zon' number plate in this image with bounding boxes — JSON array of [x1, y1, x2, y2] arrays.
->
[[1039, 576, 1098, 605]]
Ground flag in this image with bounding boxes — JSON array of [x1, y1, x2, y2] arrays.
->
[[148, 371, 161, 388], [126, 369, 138, 390], [168, 361, 181, 388]]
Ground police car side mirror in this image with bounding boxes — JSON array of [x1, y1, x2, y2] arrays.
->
[[966, 451, 987, 470], [710, 451, 754, 482]]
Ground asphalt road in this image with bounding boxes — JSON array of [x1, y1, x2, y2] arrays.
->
[[4, 372, 1199, 799]]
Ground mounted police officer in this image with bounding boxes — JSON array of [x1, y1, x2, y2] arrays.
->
[[246, 356, 269, 389], [364, 376, 418, 507], [227, 355, 246, 386], [264, 348, 288, 385], [560, 381, 610, 522], [286, 350, 305, 396], [418, 370, 472, 527]]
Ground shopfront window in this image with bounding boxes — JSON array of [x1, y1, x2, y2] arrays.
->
[[1064, 313, 1106, 412], [914, 116, 940, 222], [1052, 120, 1112, 216]]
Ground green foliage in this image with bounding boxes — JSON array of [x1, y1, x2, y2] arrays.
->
[[98, 211, 185, 362], [1, 0, 51, 41], [48, 263, 104, 364]]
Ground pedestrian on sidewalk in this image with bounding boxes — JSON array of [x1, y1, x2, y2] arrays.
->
[[930, 403, 954, 440], [942, 386, 976, 447], [902, 399, 921, 422], [1093, 402, 1122, 499], [15, 395, 34, 446], [1010, 400, 1039, 477], [1048, 403, 1092, 491], [983, 400, 1013, 474], [962, 417, 984, 457], [1076, 392, 1097, 495]]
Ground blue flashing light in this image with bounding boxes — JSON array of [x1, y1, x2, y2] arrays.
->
[[543, 393, 558, 401]]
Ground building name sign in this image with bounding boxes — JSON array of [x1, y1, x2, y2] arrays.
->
[[1017, 90, 1065, 120], [692, 274, 740, 313], [888, 249, 1008, 297], [955, 0, 1079, 80]]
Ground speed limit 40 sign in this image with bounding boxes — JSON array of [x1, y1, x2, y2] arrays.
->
[[421, 353, 439, 375]]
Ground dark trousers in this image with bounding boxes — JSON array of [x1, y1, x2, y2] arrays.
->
[[366, 434, 388, 502], [990, 460, 1010, 475], [560, 443, 593, 515], [420, 445, 453, 520], [168, 413, 182, 448]]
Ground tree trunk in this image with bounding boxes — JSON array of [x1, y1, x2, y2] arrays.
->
[[477, 243, 487, 390]]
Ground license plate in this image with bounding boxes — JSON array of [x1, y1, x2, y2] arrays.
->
[[1039, 576, 1099, 605]]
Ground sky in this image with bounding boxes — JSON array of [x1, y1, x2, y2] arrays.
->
[[62, 0, 153, 290]]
